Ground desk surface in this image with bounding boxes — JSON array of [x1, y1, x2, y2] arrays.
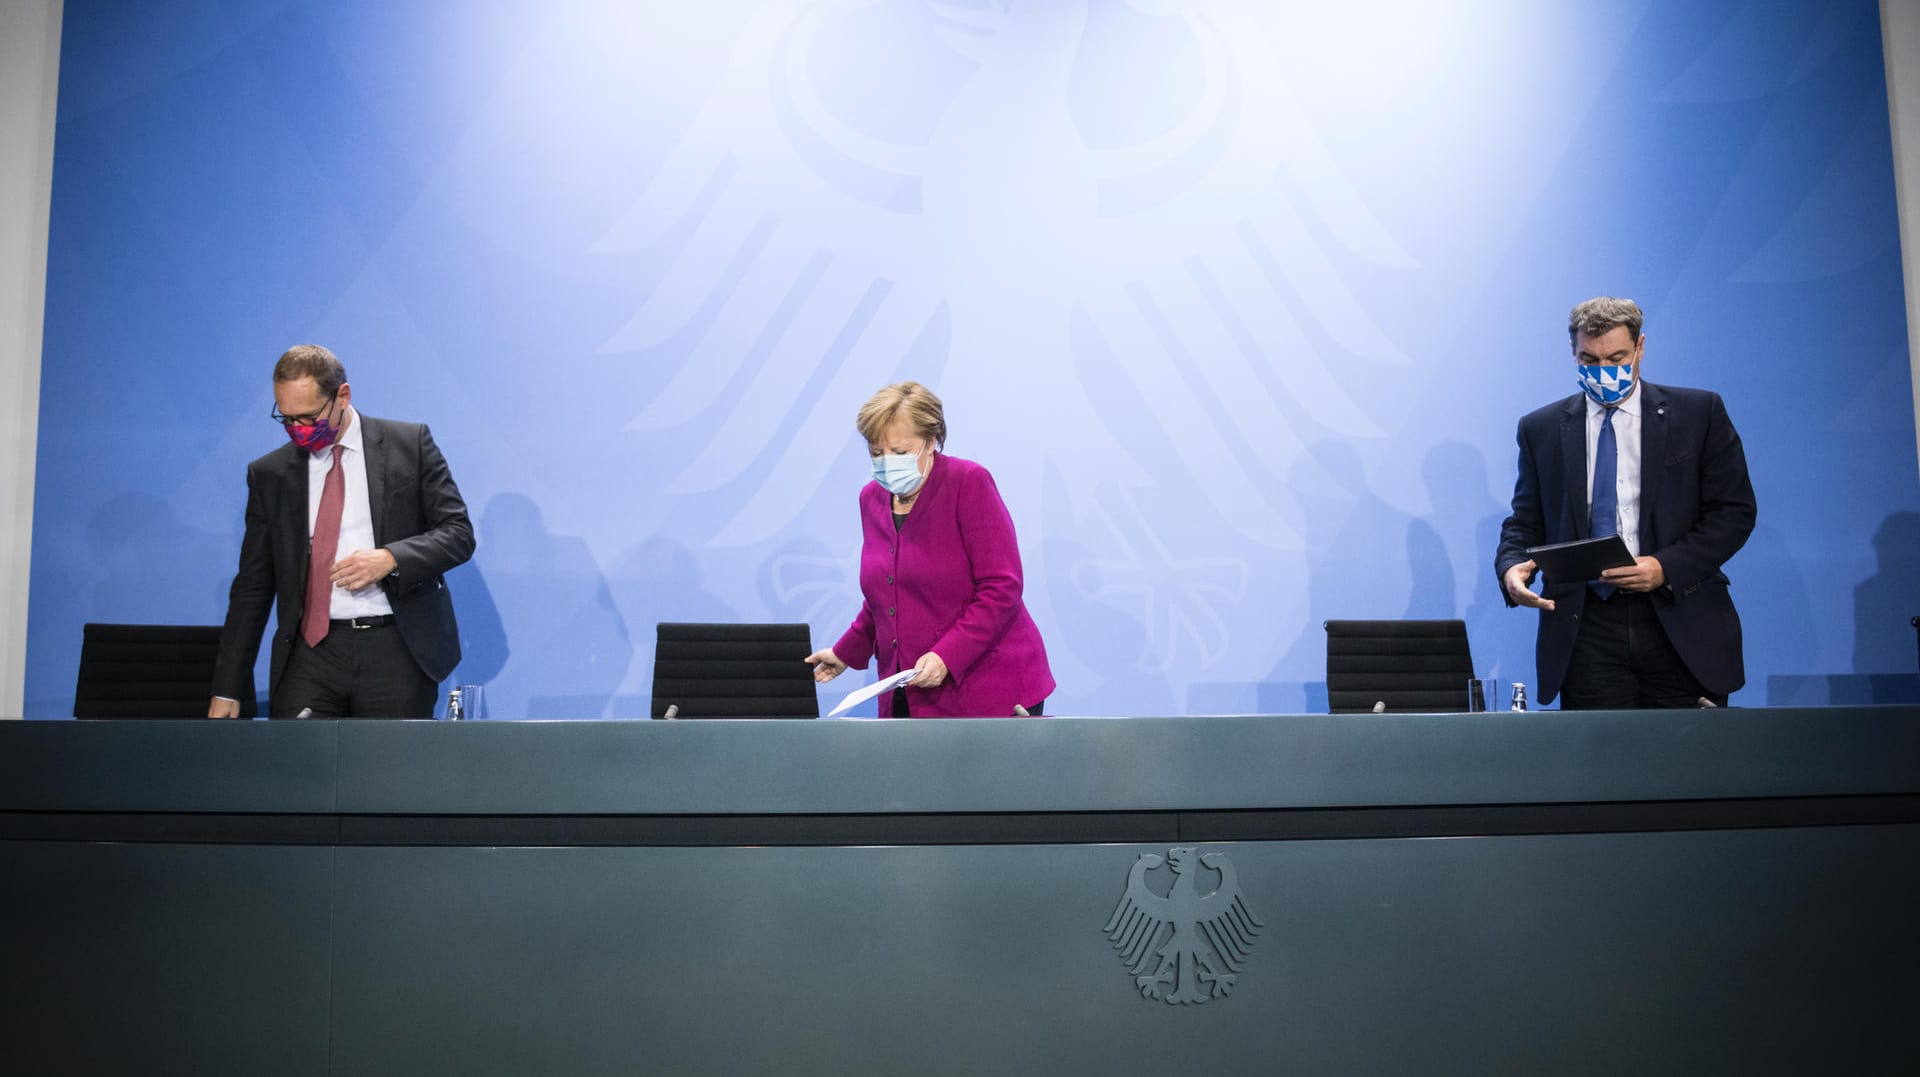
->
[[4, 706, 1917, 816]]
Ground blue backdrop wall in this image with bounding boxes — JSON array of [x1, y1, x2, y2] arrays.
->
[[25, 0, 1920, 717]]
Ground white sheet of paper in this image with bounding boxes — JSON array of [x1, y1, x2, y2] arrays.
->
[[827, 668, 918, 718]]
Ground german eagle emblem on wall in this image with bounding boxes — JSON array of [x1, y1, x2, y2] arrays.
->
[[1105, 846, 1263, 1004]]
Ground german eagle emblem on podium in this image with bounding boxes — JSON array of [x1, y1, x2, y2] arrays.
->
[[1104, 846, 1263, 1004]]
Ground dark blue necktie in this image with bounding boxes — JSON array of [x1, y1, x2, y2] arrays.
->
[[1590, 407, 1618, 599]]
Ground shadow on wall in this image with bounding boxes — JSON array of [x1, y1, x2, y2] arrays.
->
[[1039, 472, 1180, 719], [38, 493, 236, 716], [752, 534, 860, 715], [1263, 441, 1416, 702], [1250, 440, 1539, 713], [446, 561, 505, 685], [1403, 440, 1489, 621], [88, 492, 234, 619], [456, 493, 630, 719], [1767, 510, 1920, 705], [1733, 522, 1815, 705], [605, 534, 737, 718], [1424, 439, 1534, 685], [1854, 510, 1920, 673]]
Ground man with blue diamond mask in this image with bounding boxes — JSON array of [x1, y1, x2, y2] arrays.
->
[[1494, 297, 1757, 709]]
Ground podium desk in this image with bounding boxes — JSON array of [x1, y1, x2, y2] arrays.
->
[[4, 709, 1917, 1075]]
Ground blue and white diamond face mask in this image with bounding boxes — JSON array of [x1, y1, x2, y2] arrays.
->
[[1577, 363, 1636, 406], [871, 452, 925, 496]]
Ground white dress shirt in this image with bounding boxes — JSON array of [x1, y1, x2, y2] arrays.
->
[[1584, 388, 1643, 558], [308, 407, 394, 618]]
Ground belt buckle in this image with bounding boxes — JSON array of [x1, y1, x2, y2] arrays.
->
[[348, 616, 375, 630]]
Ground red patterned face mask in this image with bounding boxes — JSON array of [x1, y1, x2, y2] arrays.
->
[[285, 416, 340, 452], [272, 387, 343, 451]]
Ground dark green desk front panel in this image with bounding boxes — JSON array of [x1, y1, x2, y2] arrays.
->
[[2, 842, 335, 1077], [323, 829, 1917, 1077]]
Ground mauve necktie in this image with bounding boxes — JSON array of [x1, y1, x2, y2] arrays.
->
[[1590, 407, 1618, 599], [301, 444, 346, 647]]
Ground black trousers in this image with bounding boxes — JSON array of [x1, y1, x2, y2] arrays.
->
[[1561, 591, 1725, 709], [271, 622, 439, 719], [891, 693, 1046, 717]]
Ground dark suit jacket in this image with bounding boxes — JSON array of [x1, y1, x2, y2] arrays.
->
[[213, 415, 475, 707], [1494, 382, 1757, 704]]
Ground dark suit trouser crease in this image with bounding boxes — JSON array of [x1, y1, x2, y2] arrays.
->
[[1560, 591, 1724, 709], [271, 623, 438, 718]]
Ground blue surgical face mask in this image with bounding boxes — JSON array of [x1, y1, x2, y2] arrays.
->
[[1577, 362, 1636, 406], [871, 451, 925, 496]]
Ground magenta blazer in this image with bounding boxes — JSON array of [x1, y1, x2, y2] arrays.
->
[[831, 454, 1054, 717]]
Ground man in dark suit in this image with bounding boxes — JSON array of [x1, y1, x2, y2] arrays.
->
[[1495, 298, 1757, 708], [210, 345, 474, 718]]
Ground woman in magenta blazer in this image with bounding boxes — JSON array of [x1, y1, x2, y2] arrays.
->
[[805, 382, 1054, 717]]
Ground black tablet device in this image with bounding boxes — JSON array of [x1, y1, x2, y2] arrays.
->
[[1524, 534, 1634, 584]]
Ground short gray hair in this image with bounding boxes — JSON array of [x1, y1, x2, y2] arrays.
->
[[1568, 297, 1644, 343]]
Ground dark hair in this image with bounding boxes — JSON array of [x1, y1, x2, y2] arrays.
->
[[1567, 297, 1644, 343], [273, 344, 347, 396]]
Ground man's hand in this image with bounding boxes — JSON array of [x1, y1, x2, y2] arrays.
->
[[1600, 555, 1666, 593], [804, 648, 847, 683], [207, 697, 240, 719], [1502, 560, 1556, 610], [909, 651, 949, 689], [331, 549, 398, 592]]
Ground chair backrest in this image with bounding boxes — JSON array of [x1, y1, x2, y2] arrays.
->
[[650, 622, 818, 718], [1324, 619, 1475, 714], [74, 623, 252, 719]]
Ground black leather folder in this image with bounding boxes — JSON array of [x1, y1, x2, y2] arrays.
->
[[1525, 534, 1634, 584]]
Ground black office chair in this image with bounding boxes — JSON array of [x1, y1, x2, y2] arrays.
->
[[73, 623, 254, 719], [1324, 619, 1475, 714], [649, 622, 819, 718]]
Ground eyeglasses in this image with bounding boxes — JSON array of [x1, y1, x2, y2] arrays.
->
[[271, 390, 339, 428]]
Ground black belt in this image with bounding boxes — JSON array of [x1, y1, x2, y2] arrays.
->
[[1589, 589, 1652, 605], [330, 615, 395, 629]]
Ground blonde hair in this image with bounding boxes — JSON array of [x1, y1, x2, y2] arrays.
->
[[855, 381, 947, 449]]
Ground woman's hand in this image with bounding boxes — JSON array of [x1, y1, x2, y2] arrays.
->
[[805, 648, 848, 683], [909, 651, 949, 689]]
